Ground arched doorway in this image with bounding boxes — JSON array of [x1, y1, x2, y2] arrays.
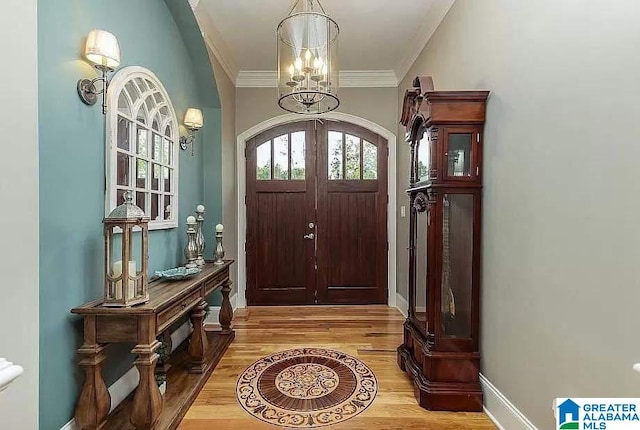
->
[[245, 120, 389, 305]]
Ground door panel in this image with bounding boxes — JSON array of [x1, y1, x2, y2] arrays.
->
[[246, 122, 316, 305], [325, 192, 379, 303], [251, 193, 309, 304], [317, 121, 388, 304]]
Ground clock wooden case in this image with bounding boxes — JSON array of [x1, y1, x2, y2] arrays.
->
[[397, 76, 489, 411]]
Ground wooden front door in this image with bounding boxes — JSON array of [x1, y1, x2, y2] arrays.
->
[[246, 121, 387, 305]]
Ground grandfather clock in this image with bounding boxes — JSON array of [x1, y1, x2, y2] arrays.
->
[[397, 76, 489, 411]]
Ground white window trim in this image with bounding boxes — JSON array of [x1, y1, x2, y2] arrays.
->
[[105, 66, 179, 230]]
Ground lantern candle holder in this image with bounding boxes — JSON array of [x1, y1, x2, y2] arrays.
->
[[103, 191, 149, 307], [185, 216, 199, 269], [214, 223, 225, 265], [195, 205, 205, 266]]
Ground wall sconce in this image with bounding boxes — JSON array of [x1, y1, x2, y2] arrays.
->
[[77, 29, 121, 115], [180, 108, 204, 155]]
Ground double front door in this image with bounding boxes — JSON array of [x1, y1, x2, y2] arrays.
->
[[246, 120, 388, 305]]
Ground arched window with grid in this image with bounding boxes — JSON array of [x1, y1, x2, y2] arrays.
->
[[105, 67, 179, 229]]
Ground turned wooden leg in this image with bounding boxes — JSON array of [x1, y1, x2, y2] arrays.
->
[[75, 343, 110, 430], [219, 280, 233, 335], [130, 317, 163, 430], [188, 299, 209, 373]]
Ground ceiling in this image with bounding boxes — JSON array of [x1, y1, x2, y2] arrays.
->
[[194, 0, 455, 85]]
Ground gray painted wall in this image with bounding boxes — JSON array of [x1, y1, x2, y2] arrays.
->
[[236, 87, 397, 135], [209, 51, 238, 294], [0, 0, 39, 429], [399, 0, 640, 427]]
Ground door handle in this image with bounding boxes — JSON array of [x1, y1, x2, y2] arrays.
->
[[304, 233, 315, 240]]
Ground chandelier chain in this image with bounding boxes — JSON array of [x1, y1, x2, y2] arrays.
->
[[286, 0, 327, 17]]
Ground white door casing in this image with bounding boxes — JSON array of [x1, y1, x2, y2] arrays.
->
[[236, 112, 397, 308]]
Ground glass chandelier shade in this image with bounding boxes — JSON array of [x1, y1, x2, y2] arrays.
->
[[277, 0, 339, 114]]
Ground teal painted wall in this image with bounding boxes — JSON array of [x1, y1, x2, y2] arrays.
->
[[38, 1, 222, 428]]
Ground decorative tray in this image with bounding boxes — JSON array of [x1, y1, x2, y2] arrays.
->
[[154, 267, 201, 281]]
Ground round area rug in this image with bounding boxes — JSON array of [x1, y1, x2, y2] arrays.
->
[[236, 347, 378, 428]]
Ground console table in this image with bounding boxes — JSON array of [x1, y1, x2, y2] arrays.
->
[[71, 261, 234, 430]]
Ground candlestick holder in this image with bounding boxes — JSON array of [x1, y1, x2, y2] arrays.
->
[[214, 224, 225, 265], [195, 205, 205, 266], [185, 216, 199, 269]]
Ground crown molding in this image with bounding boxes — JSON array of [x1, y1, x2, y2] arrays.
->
[[202, 31, 238, 84], [193, 7, 238, 83], [235, 71, 277, 88], [395, 0, 456, 83], [236, 70, 398, 88], [340, 70, 398, 87]]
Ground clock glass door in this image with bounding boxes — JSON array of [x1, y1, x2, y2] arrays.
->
[[416, 132, 431, 183], [444, 127, 480, 181], [413, 199, 429, 334], [440, 193, 475, 338]]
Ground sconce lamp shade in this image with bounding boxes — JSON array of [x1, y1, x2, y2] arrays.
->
[[85, 29, 121, 70], [184, 108, 204, 130], [180, 108, 204, 154]]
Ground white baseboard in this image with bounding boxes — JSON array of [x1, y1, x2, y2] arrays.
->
[[395, 292, 408, 318], [205, 293, 238, 328], [230, 292, 237, 310], [480, 374, 538, 430], [60, 320, 194, 430], [206, 306, 221, 327], [60, 419, 77, 430], [107, 366, 139, 414]]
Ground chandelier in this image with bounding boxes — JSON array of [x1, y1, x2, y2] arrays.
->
[[277, 0, 339, 114]]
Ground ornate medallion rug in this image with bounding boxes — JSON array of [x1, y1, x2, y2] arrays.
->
[[236, 347, 378, 428]]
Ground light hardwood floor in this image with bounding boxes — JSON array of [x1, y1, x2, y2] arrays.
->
[[179, 305, 496, 430]]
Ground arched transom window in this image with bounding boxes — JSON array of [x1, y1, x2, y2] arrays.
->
[[256, 131, 306, 180], [328, 131, 377, 180], [106, 66, 179, 229]]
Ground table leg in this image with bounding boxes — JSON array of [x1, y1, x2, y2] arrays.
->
[[130, 340, 163, 429], [75, 343, 110, 429], [188, 299, 209, 373], [219, 280, 233, 335]]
